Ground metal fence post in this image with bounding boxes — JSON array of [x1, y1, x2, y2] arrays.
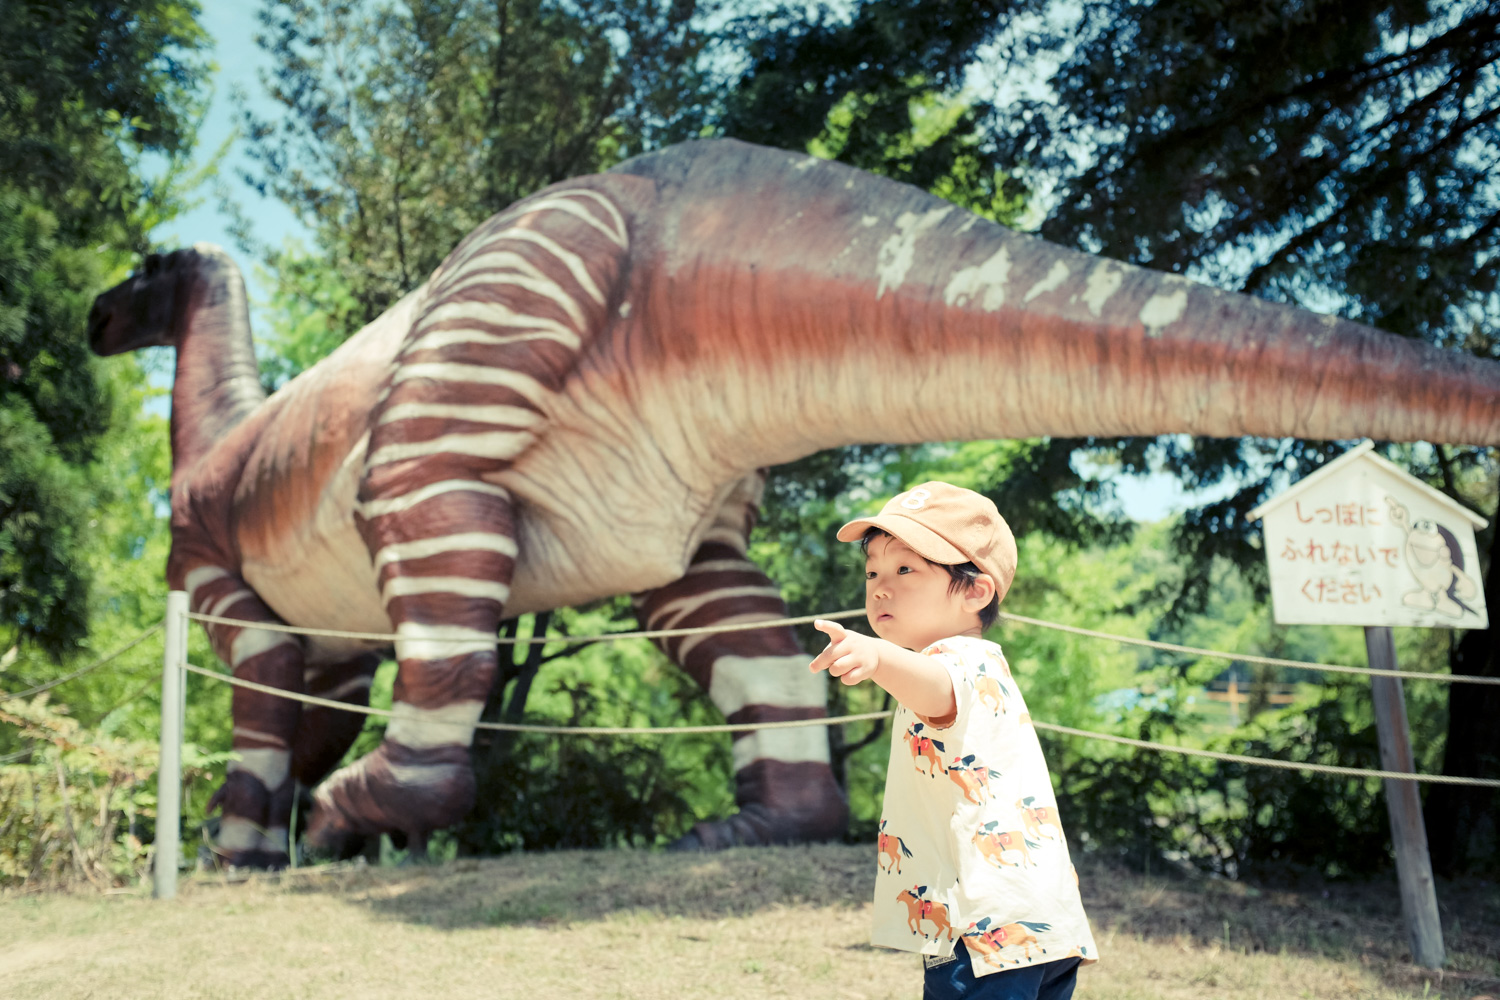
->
[[154, 590, 188, 900]]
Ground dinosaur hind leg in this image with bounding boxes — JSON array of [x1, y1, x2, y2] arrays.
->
[[185, 566, 305, 870], [291, 650, 384, 787], [633, 474, 848, 849]]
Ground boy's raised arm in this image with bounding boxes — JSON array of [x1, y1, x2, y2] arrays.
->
[[810, 619, 957, 724]]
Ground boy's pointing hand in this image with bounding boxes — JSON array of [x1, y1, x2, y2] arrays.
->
[[810, 619, 881, 686]]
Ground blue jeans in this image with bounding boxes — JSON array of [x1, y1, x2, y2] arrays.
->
[[923, 942, 1080, 1000]]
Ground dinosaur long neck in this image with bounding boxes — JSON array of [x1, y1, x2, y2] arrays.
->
[[614, 143, 1500, 471], [170, 254, 265, 482]]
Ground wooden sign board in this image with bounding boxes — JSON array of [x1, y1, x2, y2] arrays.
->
[[1247, 442, 1488, 629]]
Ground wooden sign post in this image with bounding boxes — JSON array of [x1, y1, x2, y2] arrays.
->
[[1248, 442, 1486, 970]]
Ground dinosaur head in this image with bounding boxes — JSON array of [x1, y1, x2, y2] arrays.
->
[[87, 244, 236, 355]]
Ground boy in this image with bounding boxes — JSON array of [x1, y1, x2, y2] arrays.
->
[[811, 481, 1098, 1000]]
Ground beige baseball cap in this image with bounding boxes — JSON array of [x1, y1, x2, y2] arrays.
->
[[837, 481, 1017, 604]]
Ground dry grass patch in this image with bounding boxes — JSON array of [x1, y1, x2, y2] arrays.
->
[[0, 845, 1495, 999]]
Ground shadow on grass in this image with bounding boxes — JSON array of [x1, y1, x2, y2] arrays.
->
[[320, 844, 872, 928], [266, 843, 1499, 997], [1076, 853, 1500, 999]]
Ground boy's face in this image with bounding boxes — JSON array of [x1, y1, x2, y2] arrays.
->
[[863, 534, 986, 650]]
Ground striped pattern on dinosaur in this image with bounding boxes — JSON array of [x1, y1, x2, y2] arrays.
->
[[309, 189, 633, 846]]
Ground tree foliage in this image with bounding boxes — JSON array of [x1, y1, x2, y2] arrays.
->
[[238, 0, 716, 367], [0, 0, 209, 654]]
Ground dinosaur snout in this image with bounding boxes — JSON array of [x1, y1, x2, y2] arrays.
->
[[86, 297, 111, 353]]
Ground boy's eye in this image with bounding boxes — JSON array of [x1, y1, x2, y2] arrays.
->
[[865, 570, 877, 580], [897, 565, 912, 574]]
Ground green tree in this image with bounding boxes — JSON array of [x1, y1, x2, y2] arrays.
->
[[237, 0, 715, 367], [0, 0, 210, 655]]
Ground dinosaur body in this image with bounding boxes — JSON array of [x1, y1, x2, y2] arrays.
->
[[89, 139, 1500, 865]]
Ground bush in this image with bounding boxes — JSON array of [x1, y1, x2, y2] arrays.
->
[[0, 696, 157, 888]]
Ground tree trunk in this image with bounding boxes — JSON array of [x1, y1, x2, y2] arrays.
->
[[1427, 474, 1500, 875]]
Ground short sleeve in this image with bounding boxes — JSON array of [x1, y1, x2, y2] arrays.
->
[[916, 639, 980, 730]]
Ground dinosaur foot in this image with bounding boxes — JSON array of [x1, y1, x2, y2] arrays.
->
[[303, 740, 473, 852], [671, 760, 848, 850], [206, 770, 292, 870]]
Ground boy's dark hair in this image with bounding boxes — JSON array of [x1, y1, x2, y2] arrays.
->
[[860, 528, 1001, 629]]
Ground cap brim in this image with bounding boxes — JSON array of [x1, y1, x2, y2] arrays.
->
[[836, 513, 969, 566]]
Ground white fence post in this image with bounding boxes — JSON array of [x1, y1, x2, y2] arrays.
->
[[154, 590, 188, 900]]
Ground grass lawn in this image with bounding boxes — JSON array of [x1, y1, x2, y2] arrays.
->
[[2, 844, 1496, 999]]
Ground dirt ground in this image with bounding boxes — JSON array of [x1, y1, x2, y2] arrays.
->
[[2, 844, 1497, 1000]]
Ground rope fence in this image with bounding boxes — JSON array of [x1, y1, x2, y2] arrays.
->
[[178, 658, 1500, 788], [187, 606, 1500, 686], [997, 612, 1500, 687], [10, 592, 1500, 901], [0, 623, 164, 703]]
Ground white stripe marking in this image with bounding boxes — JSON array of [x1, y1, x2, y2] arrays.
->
[[366, 430, 536, 468], [403, 325, 578, 355], [184, 566, 230, 605], [232, 726, 288, 747], [373, 532, 519, 574], [389, 362, 548, 396], [731, 725, 832, 771], [356, 479, 510, 519], [709, 654, 828, 719], [228, 748, 290, 789], [382, 575, 512, 605], [385, 700, 485, 749], [387, 762, 461, 785], [394, 622, 495, 661], [681, 558, 761, 575], [209, 589, 255, 619], [411, 300, 579, 349], [554, 189, 629, 246], [315, 674, 374, 702], [650, 586, 786, 631], [377, 401, 542, 428], [437, 256, 588, 328], [218, 817, 266, 852], [231, 628, 298, 667], [675, 612, 783, 665], [491, 230, 605, 304], [515, 195, 629, 248]]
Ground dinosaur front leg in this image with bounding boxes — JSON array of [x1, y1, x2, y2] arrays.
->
[[304, 478, 516, 852], [185, 565, 305, 869], [634, 477, 847, 849]]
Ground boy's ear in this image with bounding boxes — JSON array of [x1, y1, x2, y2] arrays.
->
[[966, 573, 997, 609]]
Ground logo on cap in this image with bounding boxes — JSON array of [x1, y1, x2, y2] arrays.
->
[[899, 488, 932, 511]]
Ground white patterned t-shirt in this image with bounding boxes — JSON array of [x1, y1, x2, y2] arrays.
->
[[871, 635, 1099, 978]]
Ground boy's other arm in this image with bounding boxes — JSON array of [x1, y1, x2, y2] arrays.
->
[[810, 620, 957, 724]]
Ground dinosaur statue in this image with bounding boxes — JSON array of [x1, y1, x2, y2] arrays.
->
[[88, 138, 1500, 868]]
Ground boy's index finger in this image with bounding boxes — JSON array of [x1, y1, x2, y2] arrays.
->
[[813, 618, 847, 641]]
